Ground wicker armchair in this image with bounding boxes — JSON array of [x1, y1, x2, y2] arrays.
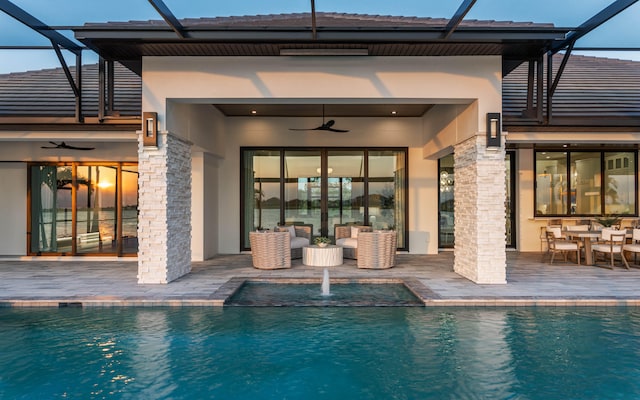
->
[[249, 231, 291, 269], [334, 224, 373, 259], [357, 231, 398, 269], [274, 224, 312, 259]]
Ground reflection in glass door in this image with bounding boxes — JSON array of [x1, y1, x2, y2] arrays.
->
[[241, 148, 408, 250], [76, 166, 117, 254], [438, 155, 455, 248], [30, 165, 73, 254], [284, 150, 322, 237], [29, 163, 138, 256], [327, 151, 365, 240]]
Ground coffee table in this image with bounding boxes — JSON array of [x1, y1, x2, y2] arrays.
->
[[302, 245, 343, 267]]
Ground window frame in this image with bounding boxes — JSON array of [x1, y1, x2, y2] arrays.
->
[[533, 149, 638, 217]]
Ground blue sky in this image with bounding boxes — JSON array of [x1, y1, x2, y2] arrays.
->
[[1, 0, 638, 74]]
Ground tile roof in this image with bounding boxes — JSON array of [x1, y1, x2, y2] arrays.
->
[[0, 54, 637, 127], [83, 12, 555, 29], [503, 54, 640, 123], [0, 62, 140, 118]]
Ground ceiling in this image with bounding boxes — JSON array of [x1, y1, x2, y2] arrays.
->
[[213, 103, 434, 118]]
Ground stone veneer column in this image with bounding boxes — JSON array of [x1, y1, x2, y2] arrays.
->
[[453, 134, 506, 284], [137, 132, 192, 284]]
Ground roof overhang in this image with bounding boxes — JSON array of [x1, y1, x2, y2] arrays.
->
[[73, 21, 569, 76]]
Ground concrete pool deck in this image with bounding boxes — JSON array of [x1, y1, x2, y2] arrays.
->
[[1, 252, 640, 307]]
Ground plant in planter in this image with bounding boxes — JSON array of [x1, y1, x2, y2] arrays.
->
[[594, 215, 621, 228], [314, 236, 331, 247]]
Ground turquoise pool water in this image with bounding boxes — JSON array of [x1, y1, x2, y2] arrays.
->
[[227, 282, 424, 306], [1, 307, 640, 399]]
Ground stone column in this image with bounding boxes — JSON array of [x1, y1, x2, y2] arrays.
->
[[137, 132, 192, 284], [453, 134, 506, 284]]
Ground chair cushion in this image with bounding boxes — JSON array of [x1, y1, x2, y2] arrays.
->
[[548, 226, 563, 239], [285, 225, 296, 238], [567, 225, 589, 231], [350, 226, 359, 238], [554, 241, 579, 251], [624, 243, 640, 252], [290, 236, 309, 249], [592, 244, 623, 253], [337, 238, 358, 248]]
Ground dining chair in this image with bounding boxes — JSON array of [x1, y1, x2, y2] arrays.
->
[[623, 228, 640, 268], [592, 228, 629, 269], [545, 230, 581, 265]]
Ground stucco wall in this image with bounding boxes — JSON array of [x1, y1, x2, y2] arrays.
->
[[142, 56, 502, 139], [0, 163, 27, 255]]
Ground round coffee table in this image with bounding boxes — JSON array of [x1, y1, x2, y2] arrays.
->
[[302, 245, 343, 267]]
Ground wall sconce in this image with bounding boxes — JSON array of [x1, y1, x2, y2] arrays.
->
[[142, 111, 158, 147], [486, 112, 501, 148]]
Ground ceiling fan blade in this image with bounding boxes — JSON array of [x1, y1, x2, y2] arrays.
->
[[63, 144, 95, 151], [325, 127, 349, 133], [41, 141, 95, 150]]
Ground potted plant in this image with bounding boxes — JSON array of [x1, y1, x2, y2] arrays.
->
[[314, 236, 331, 247], [594, 215, 621, 228]]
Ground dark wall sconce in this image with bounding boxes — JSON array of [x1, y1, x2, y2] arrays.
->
[[143, 111, 158, 147], [486, 112, 501, 148]]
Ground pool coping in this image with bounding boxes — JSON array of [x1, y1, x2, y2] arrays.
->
[[2, 276, 640, 307]]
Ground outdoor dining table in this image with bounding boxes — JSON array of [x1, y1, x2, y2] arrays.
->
[[563, 230, 601, 265]]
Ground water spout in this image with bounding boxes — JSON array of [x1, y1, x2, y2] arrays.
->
[[321, 268, 331, 296]]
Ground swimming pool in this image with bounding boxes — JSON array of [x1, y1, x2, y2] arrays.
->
[[1, 307, 639, 399]]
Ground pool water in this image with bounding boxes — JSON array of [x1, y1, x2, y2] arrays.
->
[[226, 282, 424, 306], [1, 307, 640, 399]]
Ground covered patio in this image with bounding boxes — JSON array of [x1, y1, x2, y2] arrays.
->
[[1, 252, 639, 307]]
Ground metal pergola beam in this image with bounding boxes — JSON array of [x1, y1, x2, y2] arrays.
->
[[147, 0, 188, 39], [0, 0, 82, 55], [551, 0, 638, 53], [442, 0, 477, 39], [0, 0, 84, 121]]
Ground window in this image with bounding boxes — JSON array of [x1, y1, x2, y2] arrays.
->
[[241, 147, 408, 251], [535, 150, 637, 216]]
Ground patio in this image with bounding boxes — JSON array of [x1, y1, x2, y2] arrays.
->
[[1, 252, 639, 307]]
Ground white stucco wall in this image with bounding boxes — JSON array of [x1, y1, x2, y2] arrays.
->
[[142, 56, 502, 137], [0, 163, 27, 255]]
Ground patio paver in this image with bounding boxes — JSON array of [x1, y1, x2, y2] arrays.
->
[[1, 252, 639, 306]]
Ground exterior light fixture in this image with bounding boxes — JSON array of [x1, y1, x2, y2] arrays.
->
[[142, 111, 158, 147], [486, 112, 501, 148]]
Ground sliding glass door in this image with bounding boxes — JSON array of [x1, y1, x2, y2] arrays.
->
[[29, 163, 138, 256], [241, 147, 407, 251]]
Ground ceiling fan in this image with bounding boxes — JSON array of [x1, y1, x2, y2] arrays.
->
[[289, 105, 349, 133], [41, 141, 95, 151]]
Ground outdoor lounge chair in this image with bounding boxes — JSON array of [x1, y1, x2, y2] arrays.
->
[[334, 224, 373, 259], [274, 224, 312, 259], [249, 231, 291, 269], [356, 230, 397, 269]]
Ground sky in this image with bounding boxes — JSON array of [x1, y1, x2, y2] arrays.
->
[[0, 0, 638, 74]]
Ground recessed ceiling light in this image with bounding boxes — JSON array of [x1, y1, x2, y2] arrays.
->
[[251, 110, 257, 114], [391, 110, 397, 115]]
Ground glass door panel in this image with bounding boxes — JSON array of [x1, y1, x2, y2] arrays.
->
[[122, 165, 139, 254], [284, 150, 321, 237], [327, 151, 365, 241], [30, 165, 73, 254], [368, 150, 406, 248], [438, 155, 454, 248], [76, 166, 117, 254]]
